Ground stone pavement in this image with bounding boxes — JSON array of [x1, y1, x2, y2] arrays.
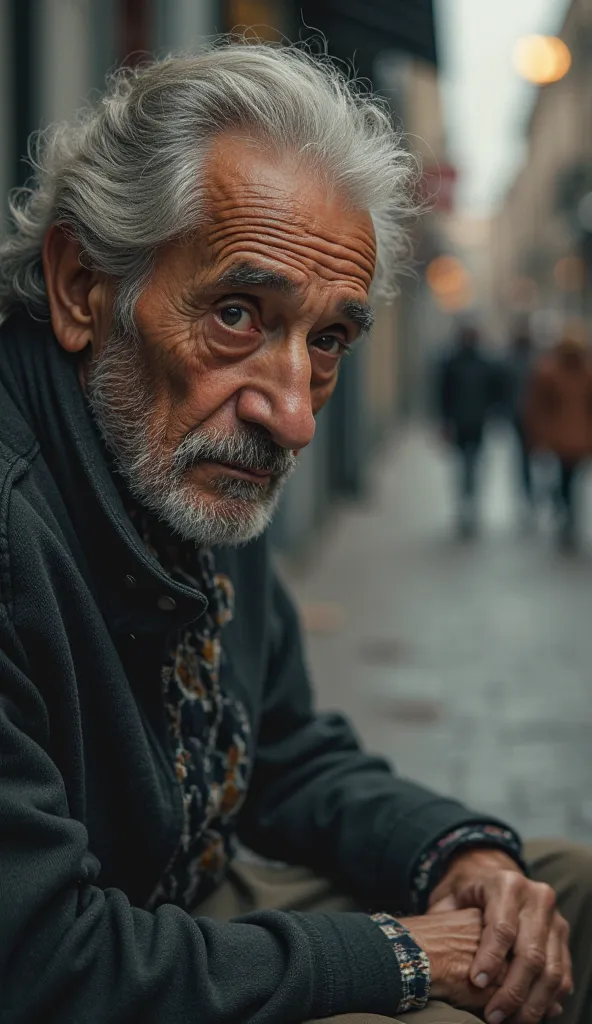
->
[[278, 427, 592, 845]]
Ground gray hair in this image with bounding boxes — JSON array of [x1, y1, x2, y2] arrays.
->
[[0, 39, 417, 329]]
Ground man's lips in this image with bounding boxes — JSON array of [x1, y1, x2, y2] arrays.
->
[[197, 459, 273, 483]]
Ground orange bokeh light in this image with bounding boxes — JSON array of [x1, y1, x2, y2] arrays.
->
[[426, 255, 468, 295], [513, 35, 571, 86], [426, 256, 473, 312]]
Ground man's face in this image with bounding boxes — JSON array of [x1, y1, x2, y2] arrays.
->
[[87, 135, 377, 545]]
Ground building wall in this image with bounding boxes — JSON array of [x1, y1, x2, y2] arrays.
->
[[37, 0, 93, 125], [366, 298, 400, 445], [0, 0, 12, 223], [407, 58, 446, 164], [386, 58, 449, 420], [490, 0, 592, 337], [0, 0, 118, 203]]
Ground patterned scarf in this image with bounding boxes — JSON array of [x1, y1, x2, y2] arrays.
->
[[128, 506, 251, 912]]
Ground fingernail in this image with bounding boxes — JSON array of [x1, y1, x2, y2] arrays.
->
[[549, 1004, 564, 1018], [487, 1013, 505, 1024], [475, 972, 490, 988]]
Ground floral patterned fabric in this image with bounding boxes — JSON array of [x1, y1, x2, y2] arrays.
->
[[411, 823, 524, 912], [370, 913, 431, 1012], [128, 508, 251, 914]]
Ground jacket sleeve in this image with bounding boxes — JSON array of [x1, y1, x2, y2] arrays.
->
[[238, 571, 517, 912], [0, 606, 417, 1023]]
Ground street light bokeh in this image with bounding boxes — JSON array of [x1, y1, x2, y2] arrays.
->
[[426, 255, 473, 312], [513, 35, 572, 85]]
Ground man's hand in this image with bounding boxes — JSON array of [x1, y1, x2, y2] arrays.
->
[[402, 908, 503, 1010], [427, 848, 573, 1023]]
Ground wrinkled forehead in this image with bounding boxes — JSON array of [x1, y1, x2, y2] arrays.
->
[[200, 133, 377, 295]]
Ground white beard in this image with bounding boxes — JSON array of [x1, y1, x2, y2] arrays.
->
[[85, 324, 296, 546]]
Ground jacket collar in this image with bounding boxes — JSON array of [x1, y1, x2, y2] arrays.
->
[[0, 312, 208, 633]]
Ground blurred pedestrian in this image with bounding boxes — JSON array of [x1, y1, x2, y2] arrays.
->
[[503, 329, 536, 524], [526, 322, 592, 548], [435, 324, 501, 537]]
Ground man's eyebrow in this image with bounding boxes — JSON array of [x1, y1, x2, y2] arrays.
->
[[212, 261, 374, 331], [214, 261, 297, 294], [338, 298, 375, 334]]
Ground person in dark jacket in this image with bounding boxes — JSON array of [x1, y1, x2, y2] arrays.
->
[[503, 329, 537, 520], [0, 44, 589, 1024], [436, 325, 501, 537]]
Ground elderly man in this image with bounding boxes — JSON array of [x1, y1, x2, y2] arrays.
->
[[0, 43, 590, 1024]]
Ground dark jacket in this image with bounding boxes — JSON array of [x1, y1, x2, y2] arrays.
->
[[0, 313, 510, 1023], [436, 345, 501, 441]]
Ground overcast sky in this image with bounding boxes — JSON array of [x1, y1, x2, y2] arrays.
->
[[435, 0, 572, 214]]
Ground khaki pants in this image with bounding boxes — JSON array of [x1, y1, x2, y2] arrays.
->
[[196, 840, 592, 1023]]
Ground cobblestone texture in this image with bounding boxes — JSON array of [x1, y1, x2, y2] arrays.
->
[[278, 427, 592, 845]]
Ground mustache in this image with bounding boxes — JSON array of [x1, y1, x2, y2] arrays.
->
[[172, 426, 298, 479]]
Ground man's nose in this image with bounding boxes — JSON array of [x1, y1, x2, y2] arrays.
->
[[235, 343, 316, 451]]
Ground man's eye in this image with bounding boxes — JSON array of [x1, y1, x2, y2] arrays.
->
[[312, 334, 347, 357], [217, 305, 253, 330]]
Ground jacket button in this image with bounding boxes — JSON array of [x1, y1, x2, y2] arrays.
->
[[157, 595, 177, 612], [124, 574, 137, 589]]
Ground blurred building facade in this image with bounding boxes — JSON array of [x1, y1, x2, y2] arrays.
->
[[0, 0, 445, 552], [490, 0, 592, 342]]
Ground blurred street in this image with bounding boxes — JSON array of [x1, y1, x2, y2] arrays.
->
[[281, 427, 592, 846]]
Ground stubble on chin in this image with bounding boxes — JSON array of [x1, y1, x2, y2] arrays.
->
[[86, 325, 293, 545]]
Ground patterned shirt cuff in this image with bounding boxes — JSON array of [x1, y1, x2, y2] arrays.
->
[[411, 823, 524, 912], [370, 913, 431, 1013]]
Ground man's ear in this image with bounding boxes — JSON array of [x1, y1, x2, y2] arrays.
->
[[42, 226, 105, 354]]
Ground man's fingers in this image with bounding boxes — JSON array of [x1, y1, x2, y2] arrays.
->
[[559, 915, 574, 1001], [481, 891, 561, 1024], [548, 1004, 565, 1019], [470, 876, 521, 988], [547, 913, 574, 1018], [511, 921, 566, 1023]]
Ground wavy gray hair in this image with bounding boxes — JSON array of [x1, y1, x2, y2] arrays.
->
[[0, 40, 416, 329]]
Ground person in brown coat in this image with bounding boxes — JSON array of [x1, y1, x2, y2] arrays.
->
[[526, 323, 592, 546]]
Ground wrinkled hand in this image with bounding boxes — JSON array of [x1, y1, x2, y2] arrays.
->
[[427, 848, 572, 1023], [402, 908, 503, 1010]]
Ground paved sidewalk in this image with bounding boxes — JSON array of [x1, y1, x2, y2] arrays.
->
[[279, 427, 592, 844]]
